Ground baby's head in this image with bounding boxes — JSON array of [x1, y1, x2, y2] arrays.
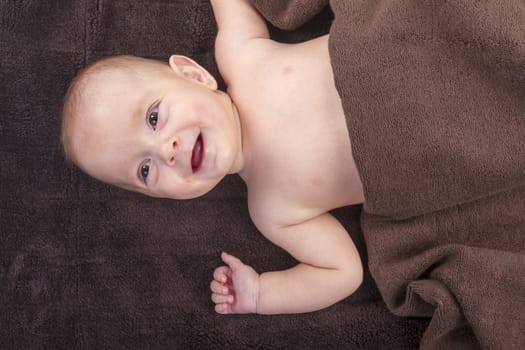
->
[[61, 55, 244, 199]]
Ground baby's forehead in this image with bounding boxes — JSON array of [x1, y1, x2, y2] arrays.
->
[[86, 56, 167, 81], [77, 67, 138, 106], [83, 64, 135, 90], [79, 58, 168, 99]]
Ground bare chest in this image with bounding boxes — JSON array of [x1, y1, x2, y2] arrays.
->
[[233, 36, 364, 224], [242, 94, 364, 224]]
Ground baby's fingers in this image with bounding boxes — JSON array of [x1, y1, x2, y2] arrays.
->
[[210, 280, 229, 295], [215, 303, 232, 315], [212, 292, 234, 305], [213, 266, 231, 283], [213, 266, 230, 283]]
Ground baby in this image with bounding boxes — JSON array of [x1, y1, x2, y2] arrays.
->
[[61, 0, 365, 315]]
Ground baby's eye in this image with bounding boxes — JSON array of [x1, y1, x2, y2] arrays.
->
[[139, 159, 151, 182], [148, 106, 158, 130]]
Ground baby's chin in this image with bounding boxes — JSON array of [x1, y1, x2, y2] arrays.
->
[[135, 180, 223, 200]]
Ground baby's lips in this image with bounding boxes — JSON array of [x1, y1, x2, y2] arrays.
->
[[191, 132, 204, 172]]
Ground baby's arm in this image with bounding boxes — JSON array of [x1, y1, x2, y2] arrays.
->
[[210, 0, 269, 80], [211, 213, 363, 314], [211, 0, 268, 41]]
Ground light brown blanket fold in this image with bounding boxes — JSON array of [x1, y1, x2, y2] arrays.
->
[[362, 187, 525, 349], [251, 0, 525, 349]]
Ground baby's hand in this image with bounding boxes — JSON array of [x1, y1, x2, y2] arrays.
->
[[210, 252, 259, 314]]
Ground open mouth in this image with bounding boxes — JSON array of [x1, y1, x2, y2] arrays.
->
[[191, 133, 204, 173]]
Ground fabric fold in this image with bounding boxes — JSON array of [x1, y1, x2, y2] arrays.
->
[[250, 0, 329, 30]]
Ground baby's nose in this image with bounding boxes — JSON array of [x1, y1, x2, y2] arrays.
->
[[161, 138, 178, 166]]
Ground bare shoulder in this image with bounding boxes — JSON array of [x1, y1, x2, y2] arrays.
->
[[215, 35, 281, 88], [246, 187, 284, 236], [211, 0, 299, 86], [246, 185, 325, 242]]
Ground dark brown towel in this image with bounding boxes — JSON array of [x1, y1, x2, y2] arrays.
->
[[1, 0, 429, 348], [252, 0, 525, 348]]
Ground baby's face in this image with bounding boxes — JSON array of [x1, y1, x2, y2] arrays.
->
[[70, 56, 243, 199]]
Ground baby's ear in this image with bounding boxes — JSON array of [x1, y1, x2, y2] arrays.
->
[[168, 55, 217, 90]]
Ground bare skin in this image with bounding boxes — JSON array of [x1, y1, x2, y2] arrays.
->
[[209, 0, 365, 314], [66, 0, 365, 316]]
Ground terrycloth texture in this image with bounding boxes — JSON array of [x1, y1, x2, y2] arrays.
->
[[0, 0, 428, 349], [362, 189, 525, 350], [252, 0, 525, 349], [251, 0, 328, 30]]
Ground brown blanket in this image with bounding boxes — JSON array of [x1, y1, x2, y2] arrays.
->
[[251, 0, 525, 348], [1, 0, 429, 348]]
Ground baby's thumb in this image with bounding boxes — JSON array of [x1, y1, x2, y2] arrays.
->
[[221, 252, 243, 269]]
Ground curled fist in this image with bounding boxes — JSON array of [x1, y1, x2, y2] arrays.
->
[[210, 252, 259, 314]]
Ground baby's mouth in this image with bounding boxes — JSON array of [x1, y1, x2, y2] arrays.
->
[[191, 133, 204, 173]]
